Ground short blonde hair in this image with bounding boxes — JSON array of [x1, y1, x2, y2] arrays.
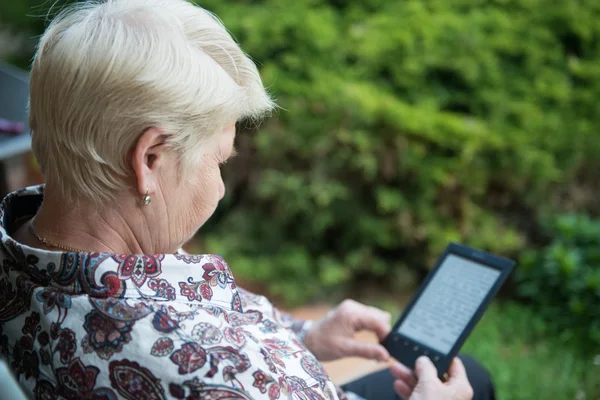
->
[[30, 0, 274, 203]]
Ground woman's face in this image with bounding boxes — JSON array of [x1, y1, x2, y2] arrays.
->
[[159, 123, 236, 248]]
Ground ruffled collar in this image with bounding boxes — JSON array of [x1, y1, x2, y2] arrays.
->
[[0, 185, 242, 312]]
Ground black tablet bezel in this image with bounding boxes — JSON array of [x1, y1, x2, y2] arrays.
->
[[382, 243, 515, 378]]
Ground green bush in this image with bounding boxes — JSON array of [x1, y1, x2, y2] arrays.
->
[[0, 0, 74, 67], [197, 0, 600, 305], [4, 1, 600, 305], [379, 299, 599, 399], [463, 301, 599, 400], [517, 214, 600, 354]]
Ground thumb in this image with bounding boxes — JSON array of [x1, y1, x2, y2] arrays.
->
[[446, 358, 474, 398], [414, 356, 439, 383]]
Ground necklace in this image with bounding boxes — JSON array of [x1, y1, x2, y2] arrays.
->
[[28, 221, 85, 253]]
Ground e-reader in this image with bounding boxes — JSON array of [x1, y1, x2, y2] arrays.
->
[[382, 243, 515, 379]]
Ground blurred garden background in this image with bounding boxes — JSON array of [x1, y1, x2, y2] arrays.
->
[[1, 0, 599, 398]]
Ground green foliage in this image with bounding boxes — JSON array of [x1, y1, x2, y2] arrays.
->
[[4, 1, 600, 306], [197, 0, 600, 305], [463, 301, 599, 400], [517, 214, 600, 354], [0, 0, 74, 67], [378, 300, 598, 399]]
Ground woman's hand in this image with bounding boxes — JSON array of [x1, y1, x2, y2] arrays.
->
[[392, 356, 474, 400], [303, 299, 392, 362]]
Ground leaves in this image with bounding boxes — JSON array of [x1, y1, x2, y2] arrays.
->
[[517, 214, 600, 354], [192, 0, 600, 305], [463, 302, 598, 400], [5, 0, 600, 307]]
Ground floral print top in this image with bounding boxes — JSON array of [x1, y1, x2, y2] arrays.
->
[[0, 186, 358, 400]]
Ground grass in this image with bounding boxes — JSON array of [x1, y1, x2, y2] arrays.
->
[[462, 301, 599, 400], [371, 298, 599, 400]]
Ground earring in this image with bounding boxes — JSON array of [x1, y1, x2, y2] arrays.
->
[[143, 188, 151, 206]]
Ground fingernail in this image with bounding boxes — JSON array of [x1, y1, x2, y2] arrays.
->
[[416, 356, 430, 366]]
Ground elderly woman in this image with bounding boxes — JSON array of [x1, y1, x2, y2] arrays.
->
[[0, 1, 496, 399]]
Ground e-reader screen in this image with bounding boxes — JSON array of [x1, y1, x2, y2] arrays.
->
[[396, 254, 501, 354]]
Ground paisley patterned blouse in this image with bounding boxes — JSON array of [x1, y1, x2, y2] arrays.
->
[[0, 186, 361, 400]]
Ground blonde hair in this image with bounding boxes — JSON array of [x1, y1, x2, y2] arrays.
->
[[30, 0, 274, 203]]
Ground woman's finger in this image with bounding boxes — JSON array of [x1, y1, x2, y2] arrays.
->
[[351, 310, 392, 341], [414, 356, 439, 383], [336, 300, 391, 340], [446, 357, 468, 382], [446, 358, 474, 398], [390, 362, 417, 389], [367, 306, 392, 324], [340, 338, 390, 361], [393, 379, 412, 400]]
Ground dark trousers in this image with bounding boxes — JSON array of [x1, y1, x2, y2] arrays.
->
[[341, 355, 496, 400]]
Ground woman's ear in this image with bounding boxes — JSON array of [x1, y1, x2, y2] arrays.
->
[[130, 127, 169, 197]]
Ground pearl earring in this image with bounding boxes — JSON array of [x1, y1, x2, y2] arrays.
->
[[143, 188, 151, 206]]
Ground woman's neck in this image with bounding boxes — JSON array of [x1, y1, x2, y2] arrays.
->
[[25, 188, 165, 254]]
